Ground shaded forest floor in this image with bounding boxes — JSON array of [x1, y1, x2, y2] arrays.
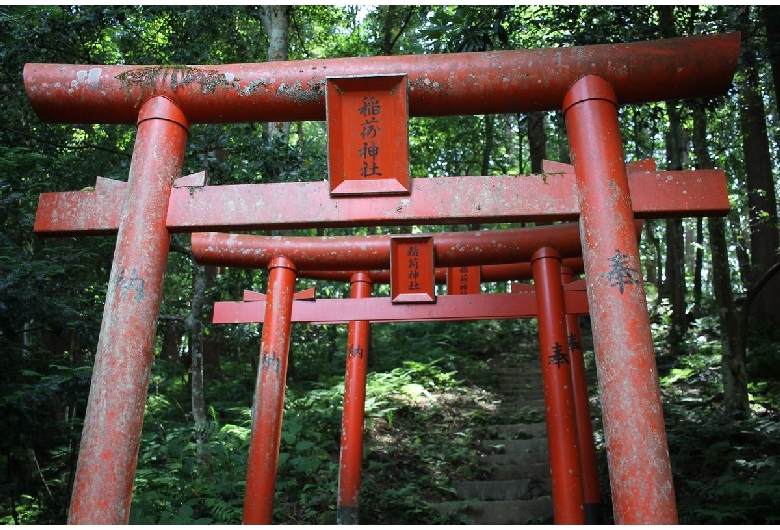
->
[[186, 322, 779, 524], [6, 318, 780, 524]]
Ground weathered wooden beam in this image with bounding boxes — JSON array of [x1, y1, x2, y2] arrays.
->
[[23, 33, 740, 124], [212, 287, 589, 325], [33, 169, 728, 236]]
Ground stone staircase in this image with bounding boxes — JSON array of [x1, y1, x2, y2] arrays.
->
[[433, 358, 555, 524]]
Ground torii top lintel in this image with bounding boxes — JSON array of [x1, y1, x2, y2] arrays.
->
[[23, 33, 739, 125]]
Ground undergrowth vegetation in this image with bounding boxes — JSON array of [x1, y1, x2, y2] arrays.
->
[[5, 305, 780, 524], [125, 309, 780, 525], [126, 320, 524, 525]]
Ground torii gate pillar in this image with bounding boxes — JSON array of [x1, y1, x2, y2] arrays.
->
[[337, 272, 373, 524], [68, 96, 189, 524], [244, 257, 298, 525], [564, 75, 677, 524], [532, 247, 585, 524], [562, 267, 603, 523]]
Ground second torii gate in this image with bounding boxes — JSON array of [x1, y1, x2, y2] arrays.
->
[[25, 32, 740, 524], [200, 225, 601, 523]]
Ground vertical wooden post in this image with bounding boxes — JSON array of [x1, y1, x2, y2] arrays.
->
[[68, 96, 189, 525], [337, 272, 373, 524], [244, 257, 297, 525], [532, 247, 585, 524], [563, 74, 678, 524], [562, 267, 603, 524]]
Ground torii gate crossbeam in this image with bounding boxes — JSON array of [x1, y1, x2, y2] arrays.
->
[[24, 34, 738, 124]]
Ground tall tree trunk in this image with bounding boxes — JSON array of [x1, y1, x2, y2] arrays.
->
[[188, 261, 212, 466], [481, 114, 494, 176], [504, 114, 516, 161], [552, 113, 571, 165], [516, 114, 525, 173], [380, 5, 398, 55], [663, 102, 688, 353], [378, 5, 415, 55], [528, 111, 547, 174], [728, 211, 753, 292], [693, 217, 704, 317], [260, 5, 291, 142], [657, 6, 688, 353], [764, 6, 780, 117], [692, 104, 750, 418], [470, 114, 495, 231], [644, 220, 664, 297], [203, 265, 225, 380], [160, 326, 182, 362], [766, 7, 780, 173], [739, 8, 780, 325]]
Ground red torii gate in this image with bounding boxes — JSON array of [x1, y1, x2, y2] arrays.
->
[[304, 263, 602, 524], [24, 32, 740, 525], [200, 224, 600, 524]]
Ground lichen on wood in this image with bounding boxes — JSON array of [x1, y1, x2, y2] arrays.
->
[[116, 65, 241, 103]]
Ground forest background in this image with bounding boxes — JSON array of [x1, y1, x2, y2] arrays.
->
[[1, 4, 780, 524]]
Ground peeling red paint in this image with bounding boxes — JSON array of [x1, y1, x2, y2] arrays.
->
[[27, 33, 741, 525], [68, 97, 188, 525], [243, 257, 297, 525], [563, 267, 602, 522], [23, 34, 739, 124], [564, 75, 678, 524], [192, 223, 592, 271]]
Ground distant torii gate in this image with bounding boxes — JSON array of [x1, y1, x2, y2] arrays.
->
[[25, 32, 740, 524], [308, 261, 601, 524]]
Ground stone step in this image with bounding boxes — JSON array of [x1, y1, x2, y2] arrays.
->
[[491, 378, 543, 393], [496, 395, 543, 403], [479, 375, 542, 385], [498, 401, 546, 416], [455, 478, 551, 501], [490, 411, 547, 426], [495, 398, 543, 404], [438, 358, 554, 525], [494, 392, 545, 400], [486, 422, 548, 439], [481, 461, 550, 481], [479, 455, 550, 469], [493, 391, 543, 399], [493, 383, 543, 392], [490, 370, 542, 377], [490, 370, 541, 378], [432, 497, 554, 525], [490, 370, 543, 377], [480, 439, 550, 466]]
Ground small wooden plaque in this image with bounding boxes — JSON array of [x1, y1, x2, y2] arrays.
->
[[447, 266, 481, 295], [326, 74, 409, 196], [390, 235, 435, 303]]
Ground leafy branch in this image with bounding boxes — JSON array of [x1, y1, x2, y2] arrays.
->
[[0, 124, 131, 158]]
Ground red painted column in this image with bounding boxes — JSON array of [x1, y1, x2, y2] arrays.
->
[[244, 257, 297, 525], [68, 96, 189, 524], [563, 75, 677, 524], [562, 267, 603, 524], [531, 247, 585, 524], [337, 272, 373, 524]]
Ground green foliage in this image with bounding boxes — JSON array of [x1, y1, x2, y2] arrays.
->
[[645, 312, 780, 524], [666, 408, 780, 524], [130, 420, 249, 524], [129, 343, 502, 525]]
